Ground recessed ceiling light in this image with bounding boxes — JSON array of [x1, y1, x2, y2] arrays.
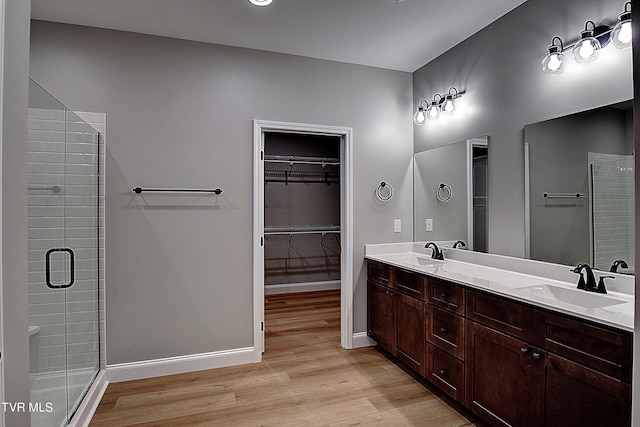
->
[[249, 0, 273, 6]]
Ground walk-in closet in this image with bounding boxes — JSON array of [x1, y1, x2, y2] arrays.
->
[[263, 133, 342, 295]]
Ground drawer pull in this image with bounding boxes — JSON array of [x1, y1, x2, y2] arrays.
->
[[533, 352, 542, 360], [440, 292, 449, 299], [388, 291, 397, 297], [440, 327, 448, 333], [520, 347, 530, 354], [397, 283, 421, 294], [439, 369, 447, 375]]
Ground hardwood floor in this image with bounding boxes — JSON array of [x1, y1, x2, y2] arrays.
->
[[90, 290, 475, 426]]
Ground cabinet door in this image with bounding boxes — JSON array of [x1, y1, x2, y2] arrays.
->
[[466, 321, 535, 427], [394, 291, 426, 375], [536, 352, 631, 427], [367, 280, 395, 352]]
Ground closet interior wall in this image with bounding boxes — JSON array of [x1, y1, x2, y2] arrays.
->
[[264, 133, 341, 293]]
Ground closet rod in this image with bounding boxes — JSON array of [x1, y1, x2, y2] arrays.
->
[[133, 187, 223, 195], [264, 155, 340, 166]]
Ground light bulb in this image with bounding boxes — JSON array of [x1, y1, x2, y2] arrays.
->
[[441, 97, 456, 114], [426, 102, 440, 120], [573, 24, 601, 63], [413, 107, 426, 125], [612, 4, 632, 49], [542, 38, 566, 75]]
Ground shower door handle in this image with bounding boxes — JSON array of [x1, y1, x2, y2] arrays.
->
[[45, 248, 75, 289]]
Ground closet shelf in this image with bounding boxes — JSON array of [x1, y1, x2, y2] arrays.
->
[[264, 225, 341, 235], [264, 154, 340, 166]]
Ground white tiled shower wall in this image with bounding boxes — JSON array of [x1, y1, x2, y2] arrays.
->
[[590, 153, 635, 272], [27, 109, 106, 377]]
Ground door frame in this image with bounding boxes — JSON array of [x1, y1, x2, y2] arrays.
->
[[0, 0, 6, 421], [466, 137, 489, 251], [252, 120, 353, 360]]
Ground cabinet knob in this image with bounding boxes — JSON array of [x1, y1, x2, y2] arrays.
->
[[388, 291, 396, 297], [440, 327, 448, 333], [533, 352, 542, 360], [520, 347, 530, 354], [439, 369, 447, 375], [440, 292, 449, 299]]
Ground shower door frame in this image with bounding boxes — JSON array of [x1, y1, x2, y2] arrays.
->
[[252, 120, 354, 359]]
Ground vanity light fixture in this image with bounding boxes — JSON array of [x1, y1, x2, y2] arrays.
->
[[249, 0, 273, 6], [573, 21, 601, 63], [612, 2, 632, 49], [413, 88, 462, 125], [542, 2, 631, 75]]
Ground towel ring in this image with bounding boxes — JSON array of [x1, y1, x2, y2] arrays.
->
[[376, 181, 394, 201], [436, 183, 452, 202]]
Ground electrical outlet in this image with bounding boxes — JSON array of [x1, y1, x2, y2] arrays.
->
[[393, 219, 401, 233], [425, 218, 433, 232]]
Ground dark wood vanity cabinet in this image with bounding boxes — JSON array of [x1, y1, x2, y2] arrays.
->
[[367, 261, 425, 375], [466, 289, 632, 427], [367, 261, 633, 426]]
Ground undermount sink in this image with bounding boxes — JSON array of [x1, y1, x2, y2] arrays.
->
[[513, 284, 627, 309], [386, 254, 441, 267]]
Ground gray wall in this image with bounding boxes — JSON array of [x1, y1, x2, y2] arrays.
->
[[413, 0, 633, 258], [526, 106, 631, 266], [2, 0, 31, 425], [29, 21, 414, 364]]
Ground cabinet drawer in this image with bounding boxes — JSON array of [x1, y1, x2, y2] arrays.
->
[[426, 344, 465, 403], [427, 278, 464, 314], [466, 289, 534, 341], [394, 268, 426, 300], [426, 305, 465, 360], [533, 310, 633, 382], [367, 260, 392, 286]]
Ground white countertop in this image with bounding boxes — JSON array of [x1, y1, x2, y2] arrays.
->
[[365, 243, 634, 332]]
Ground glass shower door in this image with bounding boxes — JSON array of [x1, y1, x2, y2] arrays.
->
[[28, 79, 100, 426], [63, 109, 99, 422]]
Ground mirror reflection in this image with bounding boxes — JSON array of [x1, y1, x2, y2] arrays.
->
[[413, 137, 489, 252], [525, 102, 634, 274]]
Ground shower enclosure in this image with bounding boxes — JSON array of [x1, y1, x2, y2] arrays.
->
[[27, 80, 100, 426]]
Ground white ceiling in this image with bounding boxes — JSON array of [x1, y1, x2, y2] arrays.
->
[[31, 0, 528, 72]]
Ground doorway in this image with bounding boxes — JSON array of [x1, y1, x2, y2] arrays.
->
[[252, 121, 353, 359]]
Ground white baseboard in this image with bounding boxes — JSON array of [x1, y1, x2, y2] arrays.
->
[[106, 347, 255, 383], [265, 280, 341, 295], [69, 370, 107, 427], [351, 332, 376, 348]]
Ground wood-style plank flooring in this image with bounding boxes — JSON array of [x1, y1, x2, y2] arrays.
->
[[90, 290, 475, 426]]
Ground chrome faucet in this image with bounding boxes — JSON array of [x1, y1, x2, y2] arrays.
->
[[424, 242, 444, 260], [571, 263, 599, 293], [453, 240, 466, 249]]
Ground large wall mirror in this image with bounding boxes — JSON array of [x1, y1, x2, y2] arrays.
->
[[414, 137, 488, 251], [525, 101, 634, 274]]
